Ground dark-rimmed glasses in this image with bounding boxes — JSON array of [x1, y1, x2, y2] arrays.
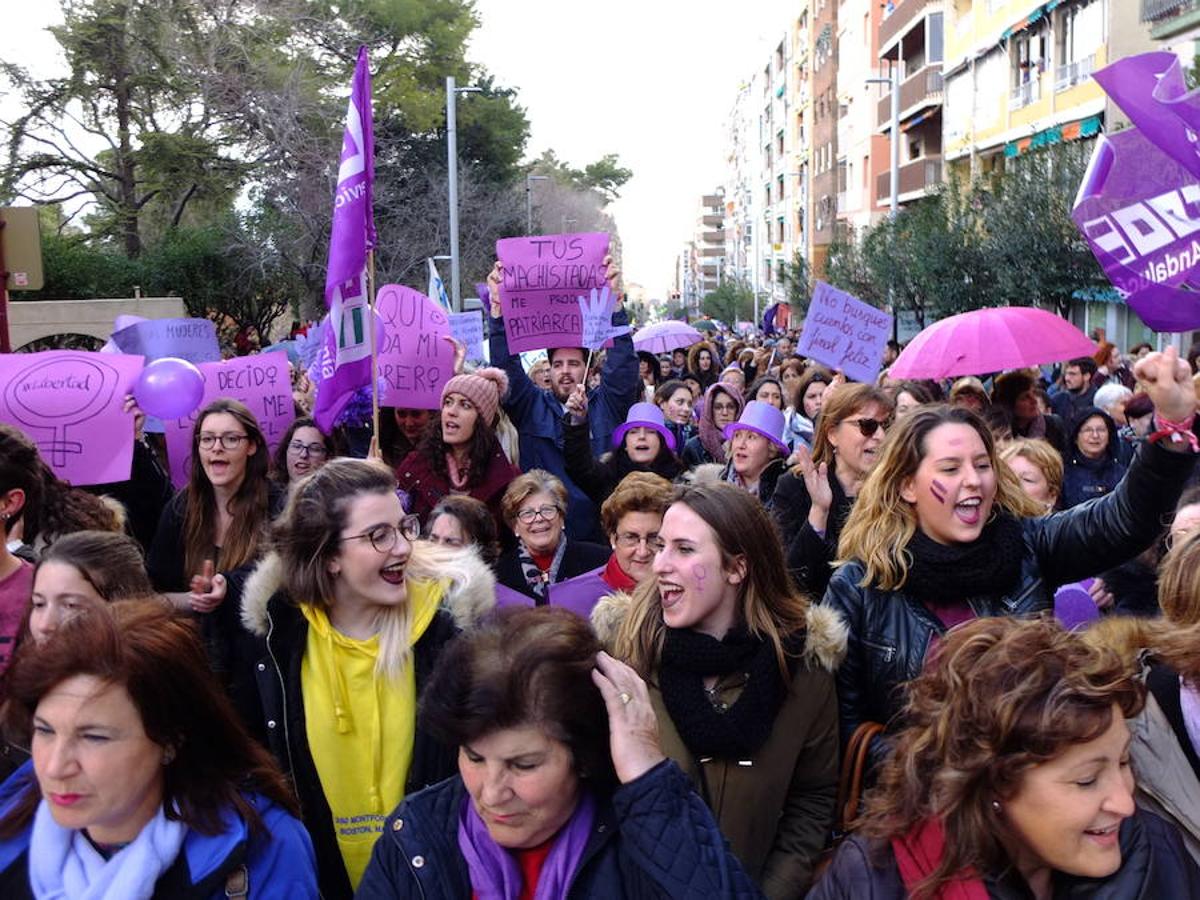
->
[[341, 516, 422, 553]]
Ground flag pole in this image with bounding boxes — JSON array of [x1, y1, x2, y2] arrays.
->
[[368, 249, 380, 442]]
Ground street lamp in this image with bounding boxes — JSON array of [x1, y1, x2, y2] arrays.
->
[[562, 216, 576, 233], [525, 175, 549, 233], [447, 76, 483, 312]]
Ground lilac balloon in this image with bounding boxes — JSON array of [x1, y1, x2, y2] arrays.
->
[[134, 357, 205, 420]]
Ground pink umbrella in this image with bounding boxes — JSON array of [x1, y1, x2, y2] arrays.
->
[[633, 321, 703, 354], [888, 307, 1096, 380]]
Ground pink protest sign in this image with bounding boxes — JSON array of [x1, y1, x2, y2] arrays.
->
[[0, 351, 143, 486], [376, 284, 455, 409], [164, 351, 295, 488], [497, 232, 610, 352]]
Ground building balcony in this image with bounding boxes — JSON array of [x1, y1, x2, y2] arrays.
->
[[836, 191, 848, 214], [876, 156, 943, 202], [702, 213, 723, 227], [1055, 55, 1095, 93], [877, 64, 943, 130], [879, 0, 934, 56], [1143, 0, 1197, 21], [1010, 78, 1041, 111], [702, 230, 725, 243]]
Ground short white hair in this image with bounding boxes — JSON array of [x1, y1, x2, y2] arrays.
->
[[1093, 383, 1132, 415]]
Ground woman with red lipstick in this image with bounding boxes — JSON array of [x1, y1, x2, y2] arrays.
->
[[809, 617, 1200, 899], [397, 368, 519, 533], [0, 600, 318, 898], [213, 458, 496, 899], [146, 399, 274, 613], [356, 606, 763, 898], [597, 482, 845, 897], [825, 347, 1200, 772]]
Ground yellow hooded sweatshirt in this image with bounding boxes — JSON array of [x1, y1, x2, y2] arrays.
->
[[300, 580, 441, 888]]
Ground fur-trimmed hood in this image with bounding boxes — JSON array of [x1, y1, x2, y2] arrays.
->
[[589, 590, 847, 673], [240, 540, 496, 637]]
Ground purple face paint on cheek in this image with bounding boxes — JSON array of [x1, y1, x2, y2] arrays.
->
[[691, 564, 707, 591], [930, 479, 948, 505]]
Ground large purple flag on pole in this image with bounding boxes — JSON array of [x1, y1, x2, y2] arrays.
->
[[1073, 52, 1200, 331], [313, 45, 376, 432]]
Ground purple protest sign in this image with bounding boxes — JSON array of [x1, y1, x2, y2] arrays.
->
[[164, 351, 295, 487], [493, 566, 611, 619], [797, 282, 892, 383], [375, 284, 455, 409], [111, 317, 220, 364], [497, 232, 610, 352], [1072, 118, 1200, 330], [0, 351, 143, 486]]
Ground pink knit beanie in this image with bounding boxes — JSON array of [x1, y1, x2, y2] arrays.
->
[[441, 367, 509, 426]]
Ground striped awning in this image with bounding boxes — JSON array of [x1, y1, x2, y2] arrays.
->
[[1004, 115, 1102, 157]]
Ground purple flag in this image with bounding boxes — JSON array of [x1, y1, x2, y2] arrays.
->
[[313, 45, 376, 432], [1073, 52, 1200, 331], [1093, 52, 1200, 181]]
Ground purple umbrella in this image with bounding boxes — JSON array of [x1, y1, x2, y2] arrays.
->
[[633, 321, 704, 354], [888, 307, 1096, 380]]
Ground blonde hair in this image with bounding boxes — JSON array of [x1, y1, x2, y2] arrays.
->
[[1158, 530, 1200, 626], [836, 405, 1043, 590], [611, 482, 810, 681], [998, 438, 1063, 506]]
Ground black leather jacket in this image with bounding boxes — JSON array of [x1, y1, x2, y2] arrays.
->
[[823, 440, 1197, 766]]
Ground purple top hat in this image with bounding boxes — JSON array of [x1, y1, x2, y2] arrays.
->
[[724, 400, 788, 453], [612, 402, 676, 452]]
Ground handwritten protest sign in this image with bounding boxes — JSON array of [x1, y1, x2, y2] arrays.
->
[[449, 311, 485, 362], [376, 284, 455, 409], [797, 282, 893, 383], [164, 351, 294, 487], [578, 286, 630, 350], [497, 232, 610, 352], [111, 318, 220, 364], [0, 351, 143, 485]]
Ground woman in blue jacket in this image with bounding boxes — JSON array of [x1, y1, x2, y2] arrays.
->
[[1062, 407, 1128, 509], [0, 599, 316, 898], [357, 606, 763, 899]]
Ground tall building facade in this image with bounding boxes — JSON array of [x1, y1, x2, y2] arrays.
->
[[837, 0, 890, 234]]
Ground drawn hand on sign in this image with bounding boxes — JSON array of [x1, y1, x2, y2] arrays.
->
[[189, 559, 227, 614], [123, 395, 145, 440], [566, 384, 589, 425], [442, 335, 466, 375], [487, 261, 504, 318], [4, 355, 120, 467]]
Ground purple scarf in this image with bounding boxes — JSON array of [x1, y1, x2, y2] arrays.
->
[[698, 382, 743, 464], [457, 790, 596, 900]]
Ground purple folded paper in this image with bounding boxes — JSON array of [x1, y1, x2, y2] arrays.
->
[[493, 566, 611, 619]]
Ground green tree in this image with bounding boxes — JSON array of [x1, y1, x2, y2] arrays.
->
[[701, 277, 755, 323], [780, 250, 814, 315]]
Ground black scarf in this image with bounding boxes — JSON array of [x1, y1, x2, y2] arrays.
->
[[902, 511, 1025, 607], [659, 626, 800, 759]]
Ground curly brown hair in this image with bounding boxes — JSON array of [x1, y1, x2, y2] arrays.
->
[[859, 617, 1144, 899]]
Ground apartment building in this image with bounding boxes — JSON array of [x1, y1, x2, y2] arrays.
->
[[811, 0, 839, 276], [1136, 1, 1200, 62], [837, 0, 891, 233]]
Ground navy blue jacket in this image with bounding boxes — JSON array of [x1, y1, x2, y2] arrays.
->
[[357, 760, 764, 899], [1063, 408, 1128, 509], [489, 309, 637, 543], [807, 809, 1200, 899], [0, 762, 318, 899]]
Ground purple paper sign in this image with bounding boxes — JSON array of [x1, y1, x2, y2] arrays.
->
[[375, 284, 456, 409], [163, 351, 295, 488], [493, 566, 611, 619], [497, 232, 610, 352], [111, 318, 221, 364], [797, 282, 892, 383], [448, 311, 485, 362], [0, 351, 143, 486]]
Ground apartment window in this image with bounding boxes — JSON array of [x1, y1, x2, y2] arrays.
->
[[777, 130, 785, 155], [765, 184, 772, 207], [863, 155, 869, 188], [1013, 27, 1048, 87], [777, 216, 786, 243], [927, 12, 944, 63], [864, 13, 870, 46], [1056, 0, 1105, 90], [777, 174, 785, 198]]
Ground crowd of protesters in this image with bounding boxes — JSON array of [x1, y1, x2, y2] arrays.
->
[[3, 261, 1200, 899]]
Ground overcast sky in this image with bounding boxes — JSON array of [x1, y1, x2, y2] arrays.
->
[[3, 2, 790, 297]]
